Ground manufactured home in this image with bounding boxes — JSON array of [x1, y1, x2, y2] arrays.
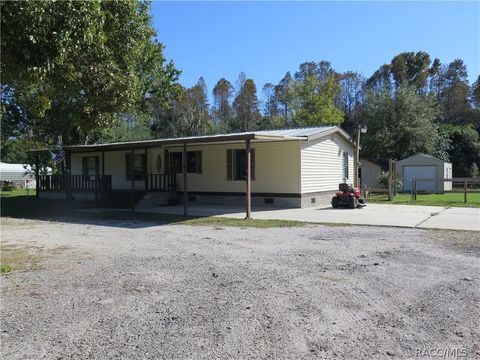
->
[[31, 126, 355, 215]]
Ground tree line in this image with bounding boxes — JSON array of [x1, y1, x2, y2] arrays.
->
[[140, 53, 480, 177], [1, 1, 479, 177]]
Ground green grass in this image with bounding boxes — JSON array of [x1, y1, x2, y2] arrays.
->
[[368, 192, 480, 207], [180, 216, 306, 228], [0, 188, 36, 198], [1, 264, 13, 274]]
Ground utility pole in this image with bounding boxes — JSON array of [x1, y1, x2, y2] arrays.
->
[[354, 125, 367, 188]]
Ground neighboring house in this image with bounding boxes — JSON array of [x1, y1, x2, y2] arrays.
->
[[31, 126, 355, 214], [0, 162, 36, 188], [359, 158, 384, 189], [396, 154, 452, 193]]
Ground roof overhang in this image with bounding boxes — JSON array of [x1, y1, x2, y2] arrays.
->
[[307, 127, 355, 145], [29, 126, 354, 154]]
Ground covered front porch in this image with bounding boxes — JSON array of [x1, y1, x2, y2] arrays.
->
[[31, 133, 261, 218]]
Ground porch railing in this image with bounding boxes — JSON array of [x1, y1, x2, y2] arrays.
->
[[39, 175, 112, 194], [147, 173, 177, 192]]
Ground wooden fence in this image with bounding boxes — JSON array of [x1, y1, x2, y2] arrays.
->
[[410, 177, 480, 203]]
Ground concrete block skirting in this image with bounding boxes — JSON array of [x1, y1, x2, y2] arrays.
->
[[178, 191, 334, 208], [300, 192, 334, 207]]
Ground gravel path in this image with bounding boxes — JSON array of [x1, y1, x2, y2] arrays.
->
[[1, 218, 479, 359]]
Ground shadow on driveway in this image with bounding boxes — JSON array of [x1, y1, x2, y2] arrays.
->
[[0, 196, 195, 229]]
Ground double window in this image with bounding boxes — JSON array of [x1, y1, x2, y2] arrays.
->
[[227, 149, 255, 181], [125, 153, 146, 181], [165, 151, 202, 174]]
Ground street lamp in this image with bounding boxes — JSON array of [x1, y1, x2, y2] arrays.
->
[[354, 125, 367, 188]]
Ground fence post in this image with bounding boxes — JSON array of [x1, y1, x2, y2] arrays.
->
[[388, 159, 393, 201], [95, 176, 99, 207], [410, 177, 417, 200], [464, 179, 467, 203]]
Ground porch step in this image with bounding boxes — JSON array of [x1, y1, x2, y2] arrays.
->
[[137, 191, 178, 208]]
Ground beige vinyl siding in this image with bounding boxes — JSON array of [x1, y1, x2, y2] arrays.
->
[[165, 141, 301, 194], [71, 151, 146, 190], [70, 141, 302, 194], [301, 134, 354, 193]]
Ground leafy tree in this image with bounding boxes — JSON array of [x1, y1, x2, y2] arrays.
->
[[361, 85, 440, 163], [470, 163, 480, 178], [338, 71, 365, 133], [256, 115, 286, 130], [262, 83, 279, 118], [150, 78, 212, 138], [471, 75, 480, 109], [442, 125, 480, 176], [232, 76, 261, 132], [439, 59, 472, 124], [274, 72, 294, 125], [212, 78, 234, 131], [291, 73, 343, 126], [86, 115, 152, 144], [390, 51, 435, 91], [1, 0, 180, 144]]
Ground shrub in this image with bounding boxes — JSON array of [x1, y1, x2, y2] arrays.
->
[[1, 181, 16, 191], [377, 172, 402, 191]]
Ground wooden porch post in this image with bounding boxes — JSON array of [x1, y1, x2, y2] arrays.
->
[[65, 150, 71, 204], [183, 143, 187, 216], [35, 153, 40, 198], [144, 147, 148, 192], [101, 150, 105, 177], [130, 149, 135, 212], [245, 139, 251, 219]]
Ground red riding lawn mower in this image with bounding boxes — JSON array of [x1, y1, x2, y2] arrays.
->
[[331, 183, 366, 209]]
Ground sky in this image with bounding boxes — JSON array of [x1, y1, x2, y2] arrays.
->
[[151, 1, 480, 97]]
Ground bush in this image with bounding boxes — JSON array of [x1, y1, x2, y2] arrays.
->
[[377, 172, 402, 191], [1, 181, 16, 191]]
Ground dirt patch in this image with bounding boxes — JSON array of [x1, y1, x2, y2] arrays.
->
[[1, 218, 479, 359], [1, 241, 73, 274]]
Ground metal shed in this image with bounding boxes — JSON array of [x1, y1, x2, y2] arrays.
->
[[396, 154, 452, 193]]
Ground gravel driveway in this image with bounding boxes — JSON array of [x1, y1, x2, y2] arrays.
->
[[1, 218, 479, 359]]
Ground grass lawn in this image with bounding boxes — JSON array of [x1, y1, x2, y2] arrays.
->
[[368, 192, 480, 207], [0, 188, 36, 198]]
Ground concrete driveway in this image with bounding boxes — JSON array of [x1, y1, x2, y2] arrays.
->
[[137, 203, 480, 231]]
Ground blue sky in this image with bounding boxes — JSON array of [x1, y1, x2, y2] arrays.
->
[[151, 1, 479, 96]]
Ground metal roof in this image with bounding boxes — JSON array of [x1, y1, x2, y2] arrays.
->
[[253, 126, 336, 138], [31, 126, 353, 153]]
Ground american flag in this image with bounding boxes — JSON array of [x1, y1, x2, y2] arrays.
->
[[49, 148, 66, 164], [54, 149, 65, 164]]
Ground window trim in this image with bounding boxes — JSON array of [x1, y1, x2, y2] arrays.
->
[[166, 151, 202, 174], [343, 151, 349, 180], [226, 148, 255, 181], [125, 153, 146, 181], [82, 156, 99, 177]]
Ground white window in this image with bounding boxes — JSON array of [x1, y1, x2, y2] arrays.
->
[[343, 152, 349, 179]]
